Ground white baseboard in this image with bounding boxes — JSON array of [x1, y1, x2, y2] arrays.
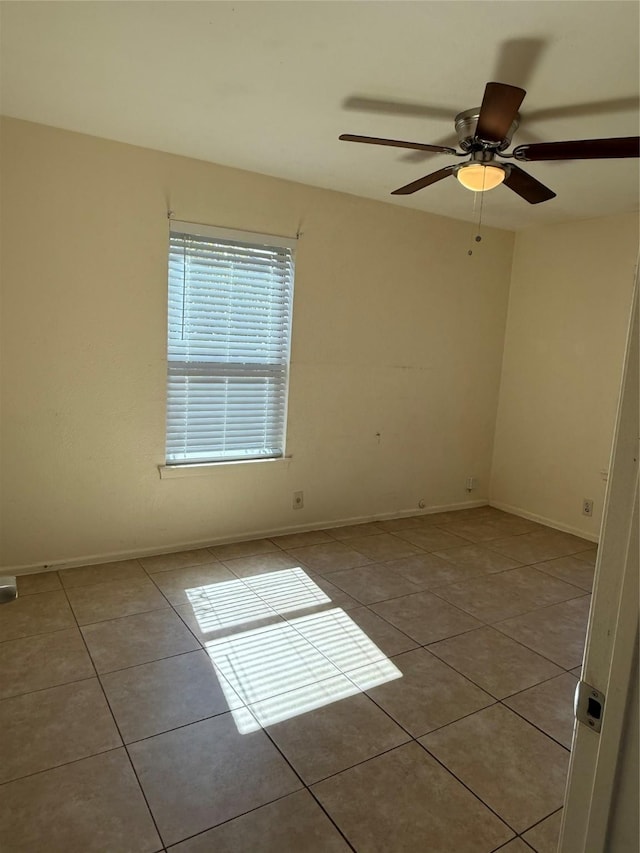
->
[[489, 500, 599, 544], [5, 498, 490, 576]]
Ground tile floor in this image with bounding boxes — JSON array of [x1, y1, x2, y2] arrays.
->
[[0, 506, 596, 853]]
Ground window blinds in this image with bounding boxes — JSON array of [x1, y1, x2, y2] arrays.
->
[[166, 222, 295, 465]]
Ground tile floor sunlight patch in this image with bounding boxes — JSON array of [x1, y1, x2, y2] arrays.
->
[[206, 609, 402, 734], [186, 568, 402, 734], [185, 567, 330, 633]]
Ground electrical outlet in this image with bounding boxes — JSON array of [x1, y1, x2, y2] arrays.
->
[[466, 477, 477, 492], [293, 490, 304, 510], [582, 499, 594, 517]]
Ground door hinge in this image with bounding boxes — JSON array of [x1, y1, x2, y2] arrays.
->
[[575, 680, 605, 733]]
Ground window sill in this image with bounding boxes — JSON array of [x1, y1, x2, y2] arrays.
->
[[158, 457, 292, 479]]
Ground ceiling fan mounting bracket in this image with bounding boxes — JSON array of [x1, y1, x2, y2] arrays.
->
[[454, 107, 520, 152]]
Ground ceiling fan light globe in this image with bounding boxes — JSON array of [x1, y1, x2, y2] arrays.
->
[[457, 163, 506, 192]]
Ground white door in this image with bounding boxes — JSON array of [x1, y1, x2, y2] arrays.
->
[[559, 276, 639, 852]]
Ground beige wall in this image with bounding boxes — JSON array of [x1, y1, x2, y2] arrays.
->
[[491, 213, 638, 539], [0, 118, 515, 570]]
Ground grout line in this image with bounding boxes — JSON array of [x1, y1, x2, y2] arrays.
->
[[0, 745, 126, 788], [365, 601, 487, 645], [0, 619, 80, 647], [87, 646, 204, 678], [427, 584, 590, 632], [58, 582, 166, 848], [498, 668, 579, 702], [352, 606, 422, 648], [419, 717, 569, 839], [258, 729, 359, 853], [72, 603, 172, 629], [307, 740, 417, 786], [159, 785, 359, 852], [361, 567, 586, 632], [490, 838, 532, 852], [423, 625, 583, 682], [55, 588, 99, 681], [0, 673, 98, 704], [334, 586, 438, 608], [304, 790, 359, 852], [171, 601, 285, 650], [364, 684, 498, 742], [404, 644, 515, 702], [497, 701, 572, 753], [482, 624, 584, 674], [414, 739, 520, 835], [0, 622, 78, 648], [11, 571, 63, 597], [525, 806, 565, 830], [120, 684, 337, 748], [135, 578, 214, 658], [500, 671, 576, 702], [518, 805, 563, 835]]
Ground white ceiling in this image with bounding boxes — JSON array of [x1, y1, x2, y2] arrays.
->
[[1, 1, 638, 231]]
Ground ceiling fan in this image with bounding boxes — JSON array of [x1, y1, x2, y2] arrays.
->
[[340, 82, 640, 203]]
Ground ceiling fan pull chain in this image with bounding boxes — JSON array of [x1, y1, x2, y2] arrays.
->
[[468, 187, 485, 255], [478, 181, 485, 238], [467, 191, 479, 255]]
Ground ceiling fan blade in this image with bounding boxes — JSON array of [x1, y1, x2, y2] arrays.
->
[[401, 133, 461, 164], [391, 165, 457, 195], [339, 134, 457, 155], [513, 137, 640, 161], [475, 82, 526, 143], [503, 165, 556, 204], [493, 37, 548, 90], [526, 96, 639, 123]]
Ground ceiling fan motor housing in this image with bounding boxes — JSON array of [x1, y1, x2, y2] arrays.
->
[[455, 107, 520, 151]]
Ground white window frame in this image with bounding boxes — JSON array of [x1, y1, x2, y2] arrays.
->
[[163, 219, 295, 471]]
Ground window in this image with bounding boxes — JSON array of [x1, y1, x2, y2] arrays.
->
[[166, 220, 295, 465]]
